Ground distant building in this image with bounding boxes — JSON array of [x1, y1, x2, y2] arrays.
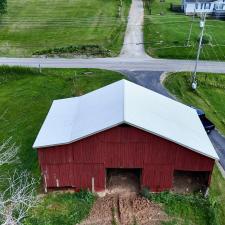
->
[[182, 0, 225, 16]]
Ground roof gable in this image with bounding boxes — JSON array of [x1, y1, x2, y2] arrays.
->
[[33, 80, 218, 160]]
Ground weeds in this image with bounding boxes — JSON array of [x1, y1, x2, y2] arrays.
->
[[140, 188, 219, 225], [111, 207, 118, 225], [132, 217, 138, 225], [24, 190, 95, 225], [33, 45, 112, 57]]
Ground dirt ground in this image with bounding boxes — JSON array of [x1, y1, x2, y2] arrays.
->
[[79, 170, 168, 225], [79, 193, 167, 225], [106, 169, 140, 195], [172, 171, 208, 194]]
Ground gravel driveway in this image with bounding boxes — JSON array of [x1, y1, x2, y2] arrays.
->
[[120, 0, 149, 58]]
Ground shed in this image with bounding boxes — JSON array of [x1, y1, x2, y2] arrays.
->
[[33, 80, 218, 192]]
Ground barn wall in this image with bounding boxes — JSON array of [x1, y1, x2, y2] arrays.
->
[[38, 126, 215, 192]]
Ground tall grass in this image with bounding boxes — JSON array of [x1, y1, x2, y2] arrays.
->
[[24, 190, 96, 225], [140, 188, 218, 225]]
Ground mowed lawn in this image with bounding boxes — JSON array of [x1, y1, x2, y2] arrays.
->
[[164, 72, 225, 224], [0, 67, 124, 181], [0, 67, 124, 224], [1, 67, 225, 224], [0, 0, 131, 57], [144, 0, 225, 60]]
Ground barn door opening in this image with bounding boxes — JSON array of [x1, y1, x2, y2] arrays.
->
[[106, 168, 141, 194], [172, 170, 210, 194]]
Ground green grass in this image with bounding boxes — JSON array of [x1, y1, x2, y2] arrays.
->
[[0, 66, 124, 224], [210, 166, 225, 225], [0, 66, 124, 185], [141, 189, 218, 225], [0, 0, 131, 57], [24, 190, 96, 225], [144, 0, 225, 60], [164, 72, 225, 135], [164, 72, 225, 224]]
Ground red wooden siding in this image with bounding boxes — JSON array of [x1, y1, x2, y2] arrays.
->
[[38, 125, 215, 192]]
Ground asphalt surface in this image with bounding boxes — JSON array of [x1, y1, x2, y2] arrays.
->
[[1, 57, 225, 73], [121, 70, 225, 170]]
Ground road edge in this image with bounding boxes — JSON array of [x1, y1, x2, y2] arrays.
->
[[216, 161, 225, 179]]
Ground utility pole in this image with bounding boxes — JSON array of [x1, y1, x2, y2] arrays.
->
[[192, 13, 206, 90]]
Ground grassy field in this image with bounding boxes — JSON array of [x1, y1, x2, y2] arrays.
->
[[1, 67, 225, 224], [24, 191, 95, 225], [164, 72, 225, 134], [164, 72, 225, 225], [144, 0, 225, 60], [0, 0, 131, 57], [0, 66, 124, 224], [0, 66, 124, 182]]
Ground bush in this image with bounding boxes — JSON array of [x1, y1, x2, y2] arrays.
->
[[0, 0, 7, 14], [197, 34, 212, 45], [140, 187, 150, 198], [170, 4, 183, 13], [33, 45, 112, 57]]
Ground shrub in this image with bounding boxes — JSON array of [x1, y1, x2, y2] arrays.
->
[[197, 34, 212, 45], [33, 45, 112, 57], [0, 0, 7, 14]]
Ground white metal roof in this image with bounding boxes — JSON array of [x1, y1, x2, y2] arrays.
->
[[33, 79, 218, 160]]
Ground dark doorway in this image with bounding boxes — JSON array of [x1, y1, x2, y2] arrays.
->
[[173, 170, 210, 194], [106, 168, 142, 194]]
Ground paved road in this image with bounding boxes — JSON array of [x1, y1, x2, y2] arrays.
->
[[121, 70, 225, 170], [1, 57, 225, 73], [120, 0, 148, 58]]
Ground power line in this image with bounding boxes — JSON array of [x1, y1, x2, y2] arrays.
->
[[192, 13, 207, 90]]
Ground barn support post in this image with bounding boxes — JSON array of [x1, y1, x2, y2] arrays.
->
[[92, 177, 95, 193], [43, 173, 48, 193], [56, 179, 59, 187]]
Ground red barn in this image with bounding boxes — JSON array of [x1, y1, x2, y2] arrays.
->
[[33, 80, 218, 192]]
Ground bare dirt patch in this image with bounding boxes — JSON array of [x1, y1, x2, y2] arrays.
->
[[80, 169, 168, 225], [79, 193, 167, 225]]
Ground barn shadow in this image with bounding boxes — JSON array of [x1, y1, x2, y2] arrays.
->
[[172, 170, 210, 194], [106, 168, 141, 195]]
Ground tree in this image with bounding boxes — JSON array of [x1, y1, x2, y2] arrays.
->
[[0, 0, 7, 14], [0, 171, 37, 225], [0, 114, 37, 224], [0, 138, 19, 166]]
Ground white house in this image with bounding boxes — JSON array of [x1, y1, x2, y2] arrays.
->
[[182, 0, 225, 16]]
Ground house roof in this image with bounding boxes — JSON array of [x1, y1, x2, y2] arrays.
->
[[33, 80, 218, 160]]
